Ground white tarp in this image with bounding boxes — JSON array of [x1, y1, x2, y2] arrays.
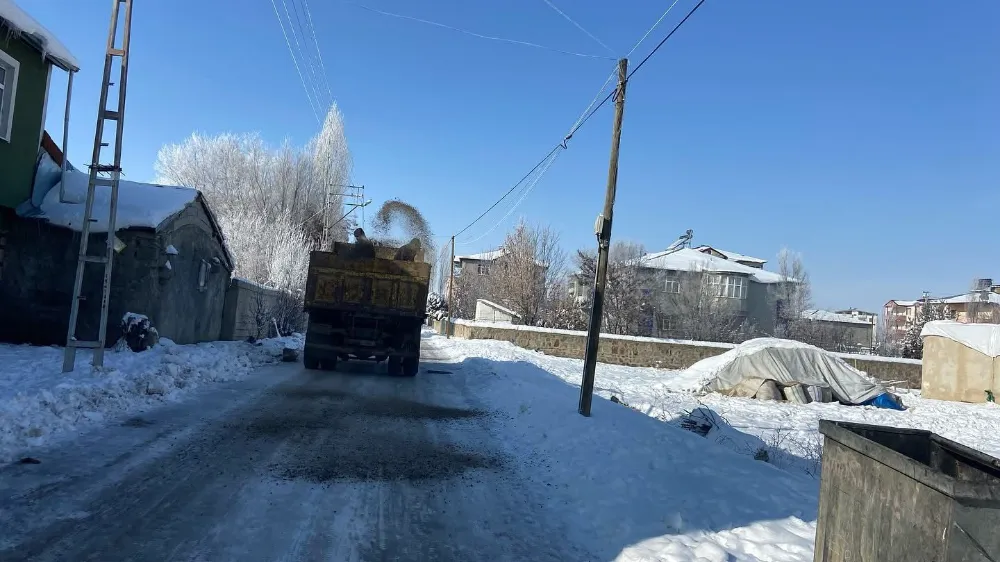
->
[[921, 320, 1000, 358], [689, 338, 885, 405]]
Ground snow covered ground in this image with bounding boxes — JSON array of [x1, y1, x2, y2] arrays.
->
[[442, 335, 1000, 478], [4, 330, 994, 561], [0, 335, 302, 462], [430, 333, 1000, 560]]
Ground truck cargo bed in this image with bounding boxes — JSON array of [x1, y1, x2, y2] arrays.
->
[[302, 244, 431, 376]]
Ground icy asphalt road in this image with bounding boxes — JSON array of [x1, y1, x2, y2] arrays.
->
[[0, 337, 593, 561]]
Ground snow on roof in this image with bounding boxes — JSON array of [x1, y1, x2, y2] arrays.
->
[[0, 0, 79, 71], [801, 309, 873, 325], [476, 299, 521, 318], [891, 292, 1000, 307], [639, 248, 786, 284], [39, 168, 198, 233], [921, 320, 1000, 358], [695, 245, 767, 264], [454, 249, 502, 263]]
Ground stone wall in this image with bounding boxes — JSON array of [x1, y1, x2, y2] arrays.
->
[[433, 319, 923, 388]]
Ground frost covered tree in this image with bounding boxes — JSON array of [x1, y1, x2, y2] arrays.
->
[[426, 292, 447, 320], [575, 241, 646, 335], [901, 298, 954, 359], [154, 104, 351, 290]]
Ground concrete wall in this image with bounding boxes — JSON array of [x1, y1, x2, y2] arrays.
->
[[153, 203, 230, 344], [432, 319, 923, 388], [921, 335, 999, 403], [220, 277, 288, 341]]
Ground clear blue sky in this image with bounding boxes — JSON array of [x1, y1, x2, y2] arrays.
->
[[24, 0, 999, 314]]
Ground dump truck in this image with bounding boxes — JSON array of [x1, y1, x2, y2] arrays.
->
[[302, 241, 431, 376]]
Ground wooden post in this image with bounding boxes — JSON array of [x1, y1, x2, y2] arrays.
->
[[446, 235, 455, 338], [579, 58, 628, 417]]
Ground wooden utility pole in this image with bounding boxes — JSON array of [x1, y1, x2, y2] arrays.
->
[[446, 235, 455, 338], [579, 58, 628, 417]]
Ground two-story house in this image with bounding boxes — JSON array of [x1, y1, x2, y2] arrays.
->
[[638, 247, 786, 339]]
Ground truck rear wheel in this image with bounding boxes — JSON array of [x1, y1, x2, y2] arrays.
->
[[303, 351, 319, 370], [402, 356, 419, 377], [387, 356, 402, 376], [321, 355, 338, 372]]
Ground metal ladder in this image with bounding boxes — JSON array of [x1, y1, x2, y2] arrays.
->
[[62, 0, 135, 373]]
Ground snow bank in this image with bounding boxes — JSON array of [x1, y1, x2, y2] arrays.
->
[[0, 0, 79, 70], [0, 334, 303, 461], [429, 334, 1000, 560], [40, 169, 199, 233], [430, 334, 818, 561]]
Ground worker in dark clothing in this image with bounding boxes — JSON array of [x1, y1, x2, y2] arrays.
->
[[393, 237, 422, 261], [352, 227, 376, 259]]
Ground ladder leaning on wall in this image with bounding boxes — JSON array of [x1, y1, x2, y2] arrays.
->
[[62, 0, 135, 373]]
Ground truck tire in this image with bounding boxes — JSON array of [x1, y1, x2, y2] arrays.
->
[[303, 351, 319, 370], [321, 355, 338, 372], [402, 356, 419, 377], [387, 356, 402, 376]]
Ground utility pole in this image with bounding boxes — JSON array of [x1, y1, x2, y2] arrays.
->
[[446, 235, 455, 338], [579, 58, 628, 417]]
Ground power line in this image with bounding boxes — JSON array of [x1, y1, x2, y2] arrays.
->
[[451, 0, 708, 241], [301, 0, 335, 103], [457, 148, 563, 246], [453, 145, 562, 238], [289, 0, 333, 108], [539, 0, 615, 57], [628, 0, 706, 79], [344, 1, 615, 60], [625, 0, 683, 58], [270, 0, 322, 122], [281, 0, 328, 111]]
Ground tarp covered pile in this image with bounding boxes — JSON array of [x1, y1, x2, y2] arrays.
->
[[684, 338, 899, 407]]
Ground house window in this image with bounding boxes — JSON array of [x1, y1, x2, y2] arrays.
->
[[477, 262, 490, 276], [712, 275, 747, 299], [658, 315, 674, 332], [0, 50, 20, 142], [664, 273, 680, 294]]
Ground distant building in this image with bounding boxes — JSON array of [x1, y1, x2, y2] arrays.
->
[[475, 299, 521, 324], [800, 309, 876, 353], [883, 283, 1000, 340], [835, 308, 879, 348]]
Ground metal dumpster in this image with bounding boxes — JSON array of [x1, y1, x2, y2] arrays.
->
[[814, 420, 1000, 562]]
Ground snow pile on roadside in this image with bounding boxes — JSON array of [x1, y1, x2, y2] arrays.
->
[[0, 335, 302, 461], [441, 336, 1000, 479], [430, 334, 818, 561]]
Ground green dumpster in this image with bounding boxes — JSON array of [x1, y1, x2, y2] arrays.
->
[[815, 420, 1000, 562]]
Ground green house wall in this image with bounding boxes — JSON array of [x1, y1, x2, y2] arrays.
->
[[0, 29, 50, 210]]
